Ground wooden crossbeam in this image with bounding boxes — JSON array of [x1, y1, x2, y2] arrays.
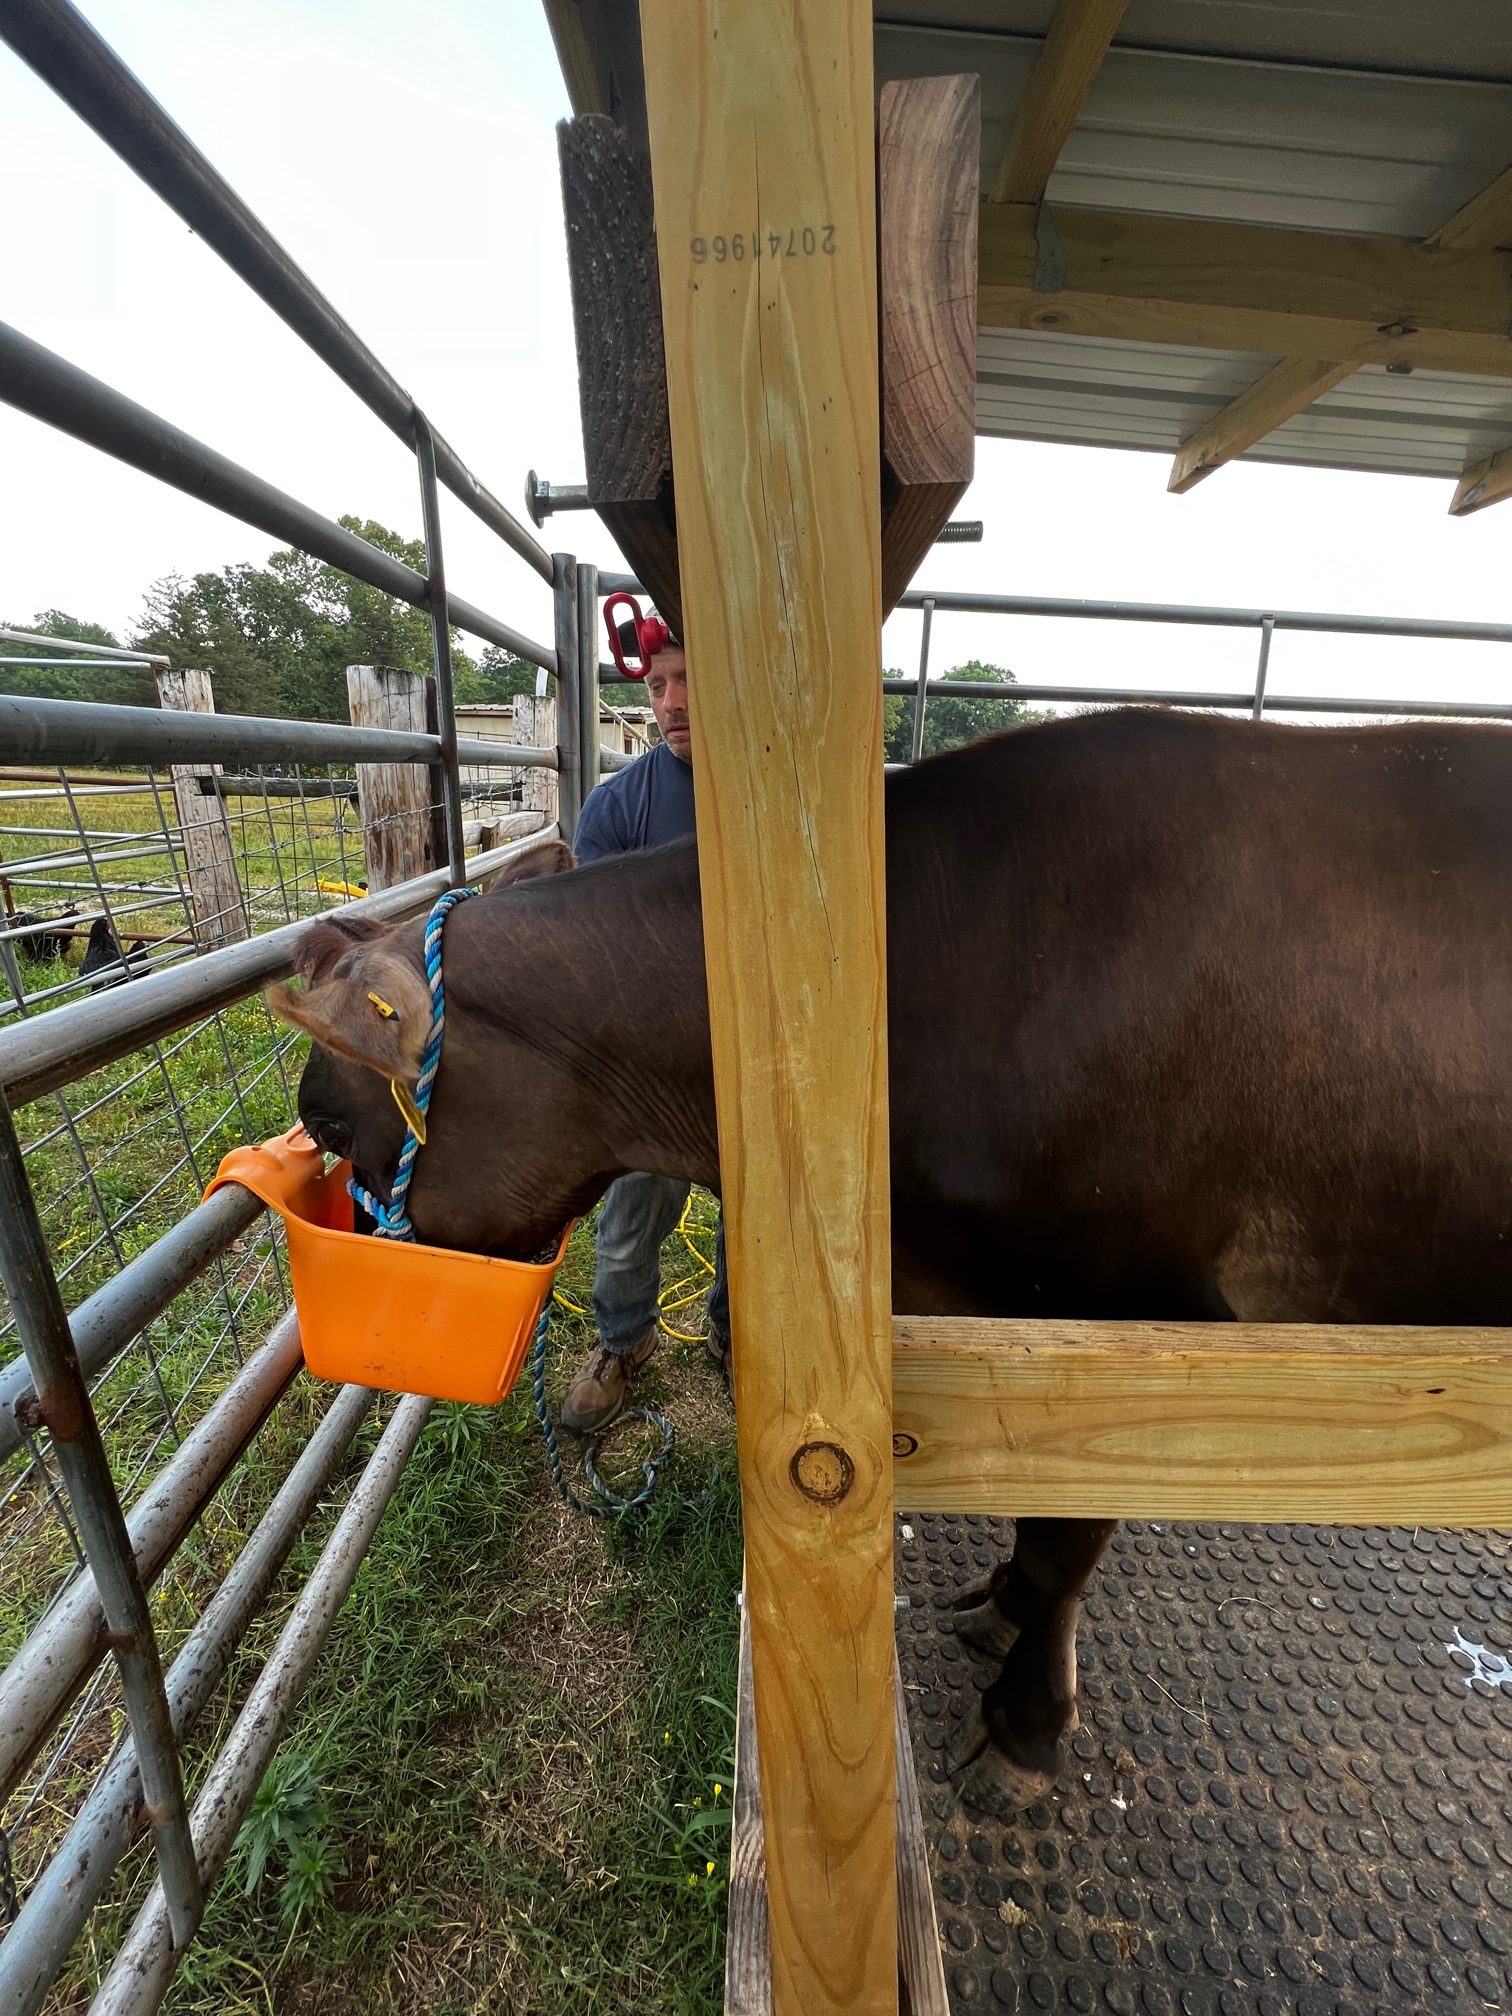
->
[[641, 1, 897, 2010], [1167, 358, 1357, 493], [891, 1317, 1512, 1523], [989, 0, 1129, 206], [979, 204, 1512, 375], [1450, 441, 1512, 516], [1166, 158, 1512, 496]]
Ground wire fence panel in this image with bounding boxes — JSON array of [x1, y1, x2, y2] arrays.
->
[[0, 743, 553, 1997]]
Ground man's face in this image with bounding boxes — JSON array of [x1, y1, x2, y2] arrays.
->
[[645, 647, 691, 762]]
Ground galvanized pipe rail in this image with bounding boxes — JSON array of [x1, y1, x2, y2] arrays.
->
[[0, 1314, 305, 1808], [880, 676, 1512, 720], [0, 0, 552, 588], [0, 627, 167, 668], [0, 826, 557, 1106], [0, 8, 608, 1999], [94, 1395, 436, 2016], [0, 1102, 203, 1949], [0, 1379, 376, 2016], [0, 1185, 264, 1465], [0, 323, 554, 672], [0, 692, 558, 772], [894, 585, 1512, 644]]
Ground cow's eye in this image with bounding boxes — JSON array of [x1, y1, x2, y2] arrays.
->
[[305, 1113, 354, 1159]]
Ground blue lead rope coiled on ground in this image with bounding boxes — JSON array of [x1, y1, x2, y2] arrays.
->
[[346, 885, 671, 1513]]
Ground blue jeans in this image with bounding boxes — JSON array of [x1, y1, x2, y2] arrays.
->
[[592, 1174, 729, 1355]]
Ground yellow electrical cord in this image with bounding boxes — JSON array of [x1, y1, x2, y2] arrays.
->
[[553, 1193, 718, 1343]]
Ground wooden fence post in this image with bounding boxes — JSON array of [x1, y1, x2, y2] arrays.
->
[[512, 692, 561, 828], [346, 666, 442, 890], [152, 667, 249, 949]]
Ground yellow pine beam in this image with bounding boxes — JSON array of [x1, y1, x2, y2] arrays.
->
[[989, 0, 1130, 206]]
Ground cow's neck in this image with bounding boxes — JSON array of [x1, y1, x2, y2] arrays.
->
[[455, 841, 720, 1196]]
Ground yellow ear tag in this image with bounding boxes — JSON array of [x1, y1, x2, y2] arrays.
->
[[390, 1079, 427, 1144], [368, 992, 397, 1019]]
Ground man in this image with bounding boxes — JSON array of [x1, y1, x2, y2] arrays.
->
[[560, 614, 730, 1434]]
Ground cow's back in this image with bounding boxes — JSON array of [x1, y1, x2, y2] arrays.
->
[[884, 709, 1512, 1325]]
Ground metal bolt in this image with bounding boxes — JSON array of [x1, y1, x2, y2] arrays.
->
[[935, 520, 983, 545], [524, 471, 593, 528]]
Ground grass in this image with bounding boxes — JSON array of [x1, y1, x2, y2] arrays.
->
[[2, 768, 744, 2012], [48, 1219, 743, 2016]]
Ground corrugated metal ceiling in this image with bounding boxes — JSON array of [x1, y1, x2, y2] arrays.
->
[[876, 1, 1512, 482]]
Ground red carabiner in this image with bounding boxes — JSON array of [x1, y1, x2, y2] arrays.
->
[[604, 592, 671, 680]]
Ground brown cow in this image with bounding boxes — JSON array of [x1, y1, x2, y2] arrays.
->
[[270, 707, 1512, 1816]]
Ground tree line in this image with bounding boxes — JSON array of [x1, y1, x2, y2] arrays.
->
[[6, 517, 1036, 755]]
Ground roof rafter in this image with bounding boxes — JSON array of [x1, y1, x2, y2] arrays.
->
[[1166, 359, 1357, 495], [1165, 158, 1512, 497], [1427, 163, 1512, 251], [1450, 443, 1512, 516], [988, 0, 1130, 207]]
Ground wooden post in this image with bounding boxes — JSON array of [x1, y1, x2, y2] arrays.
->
[[512, 695, 558, 826], [641, 3, 896, 2011], [151, 667, 248, 949], [345, 666, 442, 891]]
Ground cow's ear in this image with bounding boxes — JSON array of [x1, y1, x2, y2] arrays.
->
[[266, 920, 433, 1086], [476, 838, 575, 893]]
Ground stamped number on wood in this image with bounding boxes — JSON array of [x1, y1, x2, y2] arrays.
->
[[691, 225, 836, 263]]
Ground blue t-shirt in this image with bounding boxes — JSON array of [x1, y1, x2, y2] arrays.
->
[[574, 740, 696, 861]]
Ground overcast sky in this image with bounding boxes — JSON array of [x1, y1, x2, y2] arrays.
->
[[4, 0, 1510, 717]]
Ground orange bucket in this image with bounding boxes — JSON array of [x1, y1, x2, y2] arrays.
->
[[207, 1127, 572, 1405]]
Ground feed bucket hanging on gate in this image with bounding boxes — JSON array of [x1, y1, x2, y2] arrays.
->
[[207, 1127, 571, 1405]]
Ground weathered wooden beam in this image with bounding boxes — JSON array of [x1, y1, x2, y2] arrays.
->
[[556, 115, 681, 633], [988, 0, 1130, 206], [152, 667, 248, 950], [879, 75, 978, 613], [1167, 357, 1357, 494], [1426, 160, 1512, 251], [891, 1316, 1512, 1523], [724, 1607, 949, 2016], [346, 665, 443, 891], [979, 204, 1512, 375], [560, 78, 977, 628], [1450, 441, 1512, 516], [641, 0, 897, 2007]]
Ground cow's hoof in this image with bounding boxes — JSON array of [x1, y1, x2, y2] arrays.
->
[[944, 1710, 990, 1777], [952, 1573, 995, 1610], [951, 1600, 1020, 1659], [952, 1740, 1058, 1821]]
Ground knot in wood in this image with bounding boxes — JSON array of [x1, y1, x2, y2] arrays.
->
[[892, 1432, 919, 1459], [790, 1440, 854, 1504]]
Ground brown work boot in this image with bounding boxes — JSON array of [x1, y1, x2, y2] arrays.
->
[[560, 1329, 658, 1436], [705, 1325, 733, 1397]]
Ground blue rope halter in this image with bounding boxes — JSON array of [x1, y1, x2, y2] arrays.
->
[[344, 883, 672, 1514], [347, 885, 474, 1240]]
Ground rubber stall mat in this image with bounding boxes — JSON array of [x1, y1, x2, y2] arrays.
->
[[896, 1516, 1512, 2016]]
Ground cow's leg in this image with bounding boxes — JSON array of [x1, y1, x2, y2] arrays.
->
[[950, 1518, 1115, 1817]]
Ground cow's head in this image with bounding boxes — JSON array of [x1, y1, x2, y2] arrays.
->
[[265, 841, 593, 1255]]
